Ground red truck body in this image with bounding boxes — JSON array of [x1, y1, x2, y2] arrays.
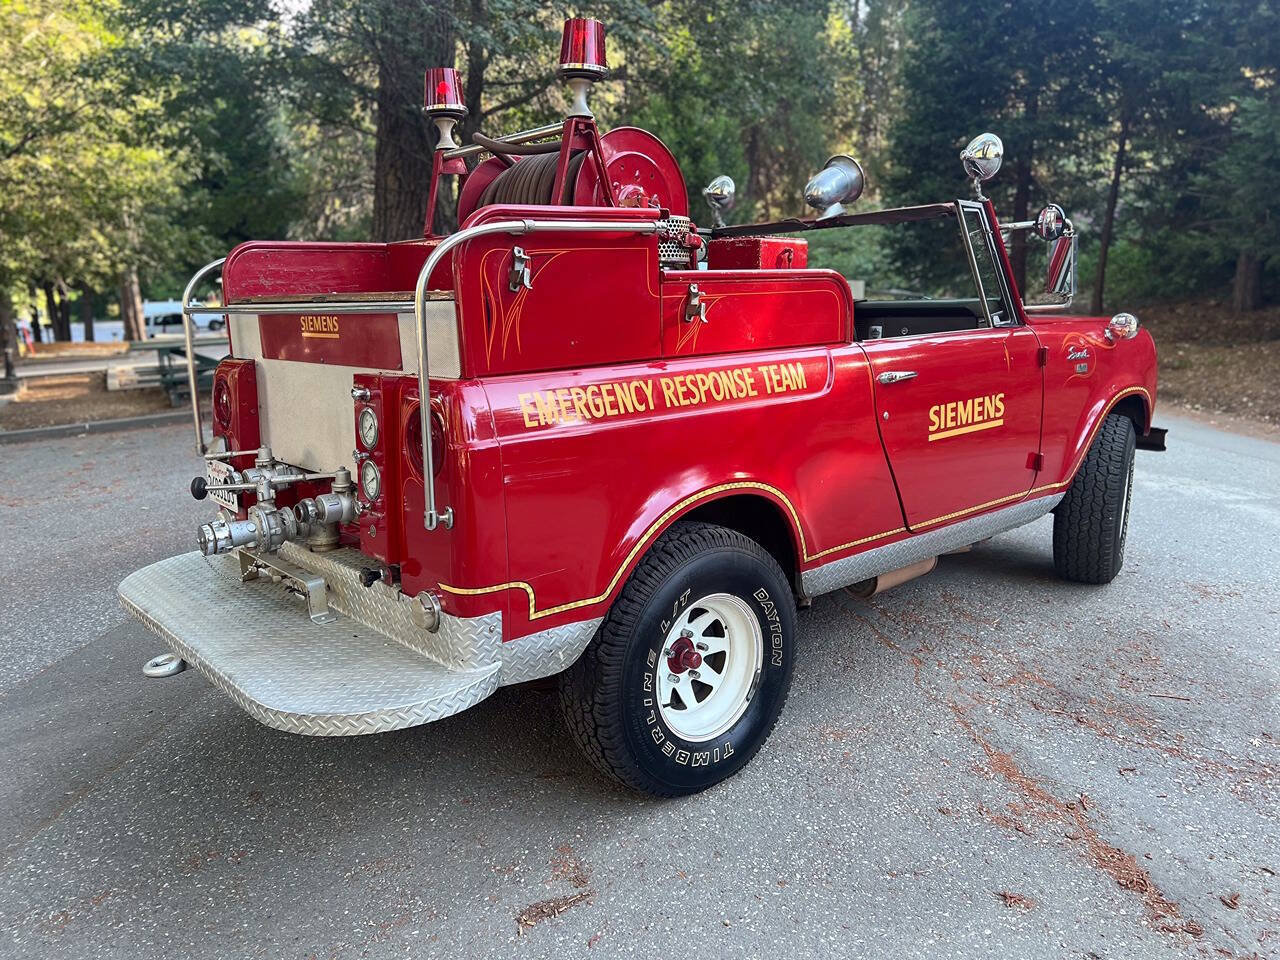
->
[[120, 19, 1160, 794]]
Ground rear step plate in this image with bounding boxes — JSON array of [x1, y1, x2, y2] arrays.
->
[[119, 552, 500, 736]]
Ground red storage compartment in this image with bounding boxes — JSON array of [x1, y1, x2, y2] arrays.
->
[[707, 237, 808, 271]]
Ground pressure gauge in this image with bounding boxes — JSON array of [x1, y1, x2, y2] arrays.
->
[[359, 459, 381, 501], [358, 406, 379, 449]]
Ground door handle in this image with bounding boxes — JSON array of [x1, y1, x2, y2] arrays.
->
[[877, 370, 918, 384]]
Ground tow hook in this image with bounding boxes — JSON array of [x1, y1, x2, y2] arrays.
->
[[143, 652, 186, 678]]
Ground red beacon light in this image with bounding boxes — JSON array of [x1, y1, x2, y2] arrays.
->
[[423, 66, 468, 171], [558, 17, 607, 117]]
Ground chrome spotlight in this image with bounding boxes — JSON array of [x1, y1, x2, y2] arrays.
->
[[803, 155, 865, 220], [1108, 312, 1139, 341], [960, 133, 1003, 199], [702, 175, 735, 228]]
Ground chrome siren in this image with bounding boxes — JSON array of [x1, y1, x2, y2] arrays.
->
[[803, 155, 865, 220]]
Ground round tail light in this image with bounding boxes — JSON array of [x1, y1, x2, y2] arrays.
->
[[213, 377, 232, 428], [405, 406, 446, 478]]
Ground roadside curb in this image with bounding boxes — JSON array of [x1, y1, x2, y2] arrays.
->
[[0, 410, 189, 445]]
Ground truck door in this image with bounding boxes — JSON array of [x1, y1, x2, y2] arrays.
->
[[861, 203, 1044, 531]]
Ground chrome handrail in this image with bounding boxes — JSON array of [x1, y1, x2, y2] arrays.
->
[[412, 217, 663, 531], [182, 257, 227, 455]]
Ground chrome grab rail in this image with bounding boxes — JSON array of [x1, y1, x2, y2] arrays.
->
[[412, 217, 663, 531], [182, 257, 228, 455]]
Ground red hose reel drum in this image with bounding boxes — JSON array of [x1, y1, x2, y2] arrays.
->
[[456, 126, 688, 222]]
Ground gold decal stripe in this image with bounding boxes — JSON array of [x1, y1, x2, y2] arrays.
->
[[440, 481, 905, 621], [928, 418, 1003, 442], [440, 386, 1151, 621]]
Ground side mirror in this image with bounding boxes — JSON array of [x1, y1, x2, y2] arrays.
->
[[803, 155, 865, 219], [702, 175, 735, 228], [1045, 231, 1077, 300], [1034, 203, 1066, 241]]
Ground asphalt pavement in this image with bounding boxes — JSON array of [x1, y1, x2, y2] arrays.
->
[[0, 415, 1275, 959]]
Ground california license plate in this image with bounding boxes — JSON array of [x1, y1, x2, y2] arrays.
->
[[206, 459, 239, 512]]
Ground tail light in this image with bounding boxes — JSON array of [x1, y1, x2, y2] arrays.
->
[[210, 358, 259, 451], [405, 405, 445, 478]]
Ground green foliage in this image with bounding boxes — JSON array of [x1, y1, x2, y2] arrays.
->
[[3, 0, 1278, 327], [0, 0, 194, 304]]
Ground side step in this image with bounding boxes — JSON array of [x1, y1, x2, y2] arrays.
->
[[119, 552, 500, 736]]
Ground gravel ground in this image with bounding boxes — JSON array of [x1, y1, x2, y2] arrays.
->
[[0, 416, 1276, 960]]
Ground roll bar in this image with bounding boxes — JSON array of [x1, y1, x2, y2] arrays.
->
[[182, 257, 227, 455]]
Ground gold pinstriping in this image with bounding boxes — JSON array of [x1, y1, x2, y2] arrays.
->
[[439, 387, 1152, 619]]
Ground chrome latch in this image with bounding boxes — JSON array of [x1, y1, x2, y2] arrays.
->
[[508, 246, 532, 292], [683, 283, 707, 324]]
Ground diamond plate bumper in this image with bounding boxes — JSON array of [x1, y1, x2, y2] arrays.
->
[[119, 552, 501, 736]]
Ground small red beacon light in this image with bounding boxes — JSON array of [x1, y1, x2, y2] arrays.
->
[[423, 67, 466, 118], [558, 18, 607, 80]]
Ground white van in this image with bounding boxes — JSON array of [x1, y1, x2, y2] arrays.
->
[[144, 300, 224, 337]]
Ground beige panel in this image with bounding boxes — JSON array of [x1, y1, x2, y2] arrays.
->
[[229, 314, 262, 359], [257, 359, 360, 471], [397, 302, 462, 379]]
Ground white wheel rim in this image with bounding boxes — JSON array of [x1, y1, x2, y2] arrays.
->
[[656, 593, 763, 743]]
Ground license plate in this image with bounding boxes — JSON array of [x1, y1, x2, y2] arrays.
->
[[206, 459, 240, 512]]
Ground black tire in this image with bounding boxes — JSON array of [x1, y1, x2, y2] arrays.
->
[[208, 319, 223, 332], [558, 521, 795, 797], [1053, 412, 1136, 584]]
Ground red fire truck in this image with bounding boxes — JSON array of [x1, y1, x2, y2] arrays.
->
[[120, 18, 1164, 796]]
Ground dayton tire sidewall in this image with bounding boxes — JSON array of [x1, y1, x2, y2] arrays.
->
[[619, 549, 794, 793]]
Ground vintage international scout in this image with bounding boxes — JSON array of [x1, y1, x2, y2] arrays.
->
[[120, 18, 1164, 795]]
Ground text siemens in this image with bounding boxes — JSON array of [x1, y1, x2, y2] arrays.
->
[[928, 392, 1005, 441]]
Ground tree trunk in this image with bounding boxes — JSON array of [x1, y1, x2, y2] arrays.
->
[[27, 285, 42, 343], [370, 2, 455, 242], [1009, 95, 1039, 296], [1092, 114, 1129, 315], [80, 285, 95, 341], [1232, 251, 1261, 312], [119, 268, 146, 341], [42, 282, 63, 341], [0, 287, 16, 382], [56, 280, 72, 340], [745, 126, 769, 221]]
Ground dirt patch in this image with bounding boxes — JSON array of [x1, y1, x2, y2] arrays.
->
[[0, 373, 174, 431], [954, 702, 1200, 936], [550, 843, 591, 889], [996, 890, 1037, 910], [1142, 300, 1280, 426], [516, 891, 592, 932]]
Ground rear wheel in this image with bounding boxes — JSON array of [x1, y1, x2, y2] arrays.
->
[[558, 521, 795, 796], [1053, 412, 1136, 584]]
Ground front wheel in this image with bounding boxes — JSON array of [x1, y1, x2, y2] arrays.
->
[[1053, 412, 1136, 584], [559, 521, 795, 796]]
